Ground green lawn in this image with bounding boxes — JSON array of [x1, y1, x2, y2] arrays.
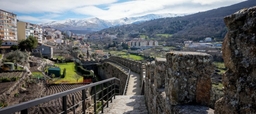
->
[[213, 62, 226, 74], [109, 51, 144, 61], [53, 62, 83, 84], [109, 51, 127, 56], [162, 46, 176, 51], [156, 34, 172, 38], [140, 35, 148, 39], [32, 72, 44, 78], [121, 54, 144, 61]]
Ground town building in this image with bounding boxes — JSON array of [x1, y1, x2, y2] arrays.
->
[[128, 38, 159, 49], [0, 9, 17, 41], [17, 21, 43, 43]]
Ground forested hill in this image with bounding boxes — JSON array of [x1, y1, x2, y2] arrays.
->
[[97, 0, 256, 42]]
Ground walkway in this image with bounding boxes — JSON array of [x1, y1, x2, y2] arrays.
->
[[102, 62, 148, 114]]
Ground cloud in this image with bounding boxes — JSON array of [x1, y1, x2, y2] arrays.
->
[[0, 0, 118, 13], [72, 0, 246, 20], [17, 14, 60, 24], [1, 0, 247, 23]]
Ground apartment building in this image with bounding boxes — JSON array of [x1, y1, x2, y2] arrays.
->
[[17, 21, 43, 43], [0, 9, 17, 41]]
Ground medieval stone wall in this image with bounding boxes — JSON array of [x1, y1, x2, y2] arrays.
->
[[102, 62, 129, 94], [215, 6, 256, 114], [108, 56, 143, 74], [144, 52, 215, 114]]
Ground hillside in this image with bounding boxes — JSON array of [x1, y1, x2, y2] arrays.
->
[[97, 0, 256, 42], [41, 13, 183, 34]]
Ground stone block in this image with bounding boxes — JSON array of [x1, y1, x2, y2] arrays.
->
[[166, 51, 213, 105], [215, 6, 256, 114]]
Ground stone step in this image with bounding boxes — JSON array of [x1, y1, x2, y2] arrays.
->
[[101, 95, 148, 114]]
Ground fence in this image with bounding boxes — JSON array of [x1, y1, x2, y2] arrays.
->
[[0, 77, 120, 114]]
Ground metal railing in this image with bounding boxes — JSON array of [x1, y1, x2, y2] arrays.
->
[[123, 69, 131, 95], [0, 77, 120, 114]]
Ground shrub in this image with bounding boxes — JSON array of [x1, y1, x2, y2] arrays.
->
[[14, 93, 19, 97], [0, 102, 7, 107], [76, 66, 94, 78], [61, 68, 66, 78], [1, 78, 11, 82]]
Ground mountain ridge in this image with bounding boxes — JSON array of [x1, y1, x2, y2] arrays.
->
[[41, 13, 185, 33], [97, 0, 256, 42]]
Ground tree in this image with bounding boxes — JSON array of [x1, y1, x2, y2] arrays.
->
[[10, 45, 19, 51], [121, 42, 129, 49], [4, 50, 29, 65], [0, 39, 3, 46], [18, 36, 38, 51]]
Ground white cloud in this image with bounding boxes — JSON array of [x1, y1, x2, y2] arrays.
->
[[72, 0, 246, 20], [18, 16, 55, 24], [1, 0, 247, 23], [0, 0, 118, 13]]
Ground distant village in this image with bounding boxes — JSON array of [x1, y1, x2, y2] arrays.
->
[[1, 8, 222, 61]]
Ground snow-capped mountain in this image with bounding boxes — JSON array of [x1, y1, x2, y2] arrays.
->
[[41, 13, 185, 33]]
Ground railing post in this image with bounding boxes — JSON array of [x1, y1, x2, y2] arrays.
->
[[101, 83, 104, 113], [119, 81, 121, 95], [113, 80, 116, 99], [106, 83, 109, 108], [111, 80, 115, 103], [62, 96, 67, 114], [94, 86, 97, 114], [72, 95, 76, 114], [21, 109, 28, 114], [82, 89, 86, 114], [109, 83, 112, 103]]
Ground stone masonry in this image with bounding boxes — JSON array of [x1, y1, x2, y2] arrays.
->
[[144, 51, 215, 114], [215, 6, 256, 114], [166, 51, 214, 106], [102, 62, 129, 94]]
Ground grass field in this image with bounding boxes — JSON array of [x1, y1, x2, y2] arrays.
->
[[140, 35, 148, 39], [109, 51, 144, 61], [213, 62, 226, 74], [53, 62, 83, 84], [120, 54, 144, 61], [156, 34, 172, 38], [162, 46, 176, 51]]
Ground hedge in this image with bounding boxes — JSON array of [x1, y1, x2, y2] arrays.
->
[[76, 66, 94, 78]]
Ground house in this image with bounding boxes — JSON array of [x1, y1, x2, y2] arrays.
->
[[32, 44, 53, 58], [205, 37, 213, 42], [0, 41, 18, 53]]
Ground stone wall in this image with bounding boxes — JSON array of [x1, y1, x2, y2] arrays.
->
[[108, 56, 143, 74], [144, 52, 215, 114], [215, 6, 256, 114], [102, 62, 129, 94]]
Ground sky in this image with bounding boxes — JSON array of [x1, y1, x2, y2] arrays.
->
[[0, 0, 246, 24]]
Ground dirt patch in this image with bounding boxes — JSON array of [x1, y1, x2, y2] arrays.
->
[[0, 82, 15, 94]]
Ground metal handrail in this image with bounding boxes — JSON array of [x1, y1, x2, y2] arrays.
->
[[123, 69, 131, 95], [0, 77, 120, 114]]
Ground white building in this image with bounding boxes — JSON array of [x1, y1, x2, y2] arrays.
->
[[0, 9, 17, 41]]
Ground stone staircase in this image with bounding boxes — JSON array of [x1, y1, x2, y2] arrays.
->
[[102, 95, 148, 114]]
